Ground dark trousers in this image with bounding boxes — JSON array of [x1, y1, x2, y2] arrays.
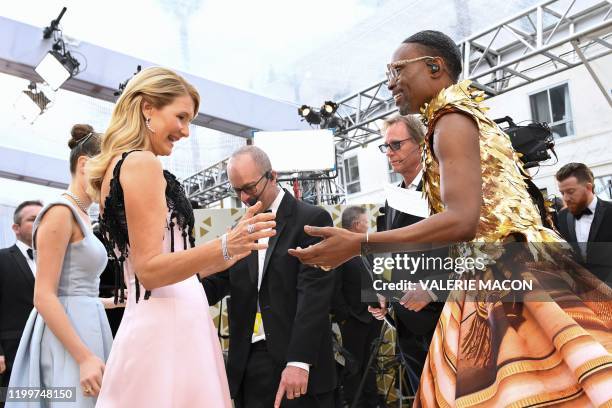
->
[[1, 339, 19, 387], [339, 318, 382, 408], [235, 341, 334, 408], [1, 339, 20, 408], [396, 330, 432, 396]]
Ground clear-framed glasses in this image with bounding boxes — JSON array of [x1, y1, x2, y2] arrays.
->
[[385, 56, 435, 82], [378, 139, 419, 153]]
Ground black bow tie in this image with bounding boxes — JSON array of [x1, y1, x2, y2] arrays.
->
[[575, 207, 593, 220], [26, 248, 33, 260]]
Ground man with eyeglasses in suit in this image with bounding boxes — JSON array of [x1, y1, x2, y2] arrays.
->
[[369, 115, 443, 394], [202, 146, 336, 408]]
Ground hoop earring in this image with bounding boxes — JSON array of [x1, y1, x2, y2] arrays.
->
[[145, 117, 156, 133]]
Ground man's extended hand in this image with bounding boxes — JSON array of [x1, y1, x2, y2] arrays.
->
[[288, 226, 361, 270], [0, 355, 6, 374], [399, 287, 433, 312], [274, 365, 309, 407]]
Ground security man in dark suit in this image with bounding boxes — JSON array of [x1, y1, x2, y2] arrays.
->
[[556, 162, 612, 285], [203, 146, 336, 408], [0, 200, 42, 393], [332, 206, 383, 408]]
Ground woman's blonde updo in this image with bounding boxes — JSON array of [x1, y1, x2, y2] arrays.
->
[[86, 67, 200, 202]]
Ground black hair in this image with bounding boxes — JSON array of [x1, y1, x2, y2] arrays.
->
[[68, 124, 102, 173], [403, 30, 463, 82], [341, 206, 367, 230]]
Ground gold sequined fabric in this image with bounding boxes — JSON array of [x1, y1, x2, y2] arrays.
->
[[420, 80, 561, 244], [413, 81, 612, 408]]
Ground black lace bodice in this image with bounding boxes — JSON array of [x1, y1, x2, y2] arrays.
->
[[99, 150, 196, 303]]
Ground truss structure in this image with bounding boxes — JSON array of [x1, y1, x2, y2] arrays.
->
[[182, 158, 233, 207], [183, 155, 348, 207], [334, 0, 612, 154], [184, 0, 612, 207]]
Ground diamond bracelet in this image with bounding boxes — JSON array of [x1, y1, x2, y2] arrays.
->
[[221, 233, 232, 261]]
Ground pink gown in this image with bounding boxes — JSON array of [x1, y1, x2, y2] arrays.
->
[[96, 154, 231, 407], [96, 220, 231, 408]]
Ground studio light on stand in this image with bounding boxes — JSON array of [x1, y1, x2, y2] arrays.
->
[[35, 7, 81, 90], [13, 82, 52, 123]]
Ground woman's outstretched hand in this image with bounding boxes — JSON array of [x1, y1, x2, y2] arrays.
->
[[288, 225, 362, 270], [225, 201, 276, 265]]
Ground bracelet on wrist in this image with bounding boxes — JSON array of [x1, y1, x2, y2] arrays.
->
[[221, 233, 233, 261]]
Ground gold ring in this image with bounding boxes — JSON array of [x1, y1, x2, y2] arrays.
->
[[84, 387, 92, 394]]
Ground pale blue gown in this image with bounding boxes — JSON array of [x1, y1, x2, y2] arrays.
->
[[7, 197, 113, 407]]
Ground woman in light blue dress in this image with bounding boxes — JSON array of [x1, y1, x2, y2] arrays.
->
[[7, 125, 118, 407]]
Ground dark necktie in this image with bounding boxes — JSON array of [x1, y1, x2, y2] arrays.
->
[[575, 207, 593, 220], [26, 248, 34, 260]]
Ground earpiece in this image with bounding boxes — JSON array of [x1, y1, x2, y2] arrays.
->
[[265, 171, 273, 180], [428, 63, 440, 73]]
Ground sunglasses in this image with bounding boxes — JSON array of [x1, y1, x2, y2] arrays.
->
[[378, 138, 418, 153]]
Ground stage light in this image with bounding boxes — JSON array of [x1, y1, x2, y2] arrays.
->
[[298, 105, 311, 117], [36, 7, 80, 90], [298, 105, 322, 125], [13, 82, 51, 123], [35, 51, 72, 90], [320, 101, 338, 117]]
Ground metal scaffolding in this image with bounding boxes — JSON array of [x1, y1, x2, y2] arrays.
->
[[183, 154, 348, 208], [184, 0, 612, 207], [334, 0, 612, 154], [182, 158, 233, 207]]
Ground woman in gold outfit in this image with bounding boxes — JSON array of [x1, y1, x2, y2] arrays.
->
[[289, 30, 612, 407]]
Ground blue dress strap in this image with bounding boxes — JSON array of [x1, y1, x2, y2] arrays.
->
[[33, 196, 89, 250]]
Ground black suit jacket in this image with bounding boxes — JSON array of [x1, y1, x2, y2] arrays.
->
[[380, 181, 444, 337], [557, 198, 612, 283], [332, 256, 373, 325], [202, 192, 336, 397], [0, 244, 35, 355]]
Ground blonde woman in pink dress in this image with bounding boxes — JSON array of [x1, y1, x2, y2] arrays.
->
[[87, 67, 276, 407]]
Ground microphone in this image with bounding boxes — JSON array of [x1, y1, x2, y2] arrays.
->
[[245, 171, 272, 207]]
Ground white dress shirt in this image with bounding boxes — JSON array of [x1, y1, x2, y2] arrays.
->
[[15, 239, 36, 276], [404, 170, 422, 191], [249, 190, 309, 372], [575, 195, 597, 258]]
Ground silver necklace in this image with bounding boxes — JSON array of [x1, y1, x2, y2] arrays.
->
[[63, 191, 89, 214]]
